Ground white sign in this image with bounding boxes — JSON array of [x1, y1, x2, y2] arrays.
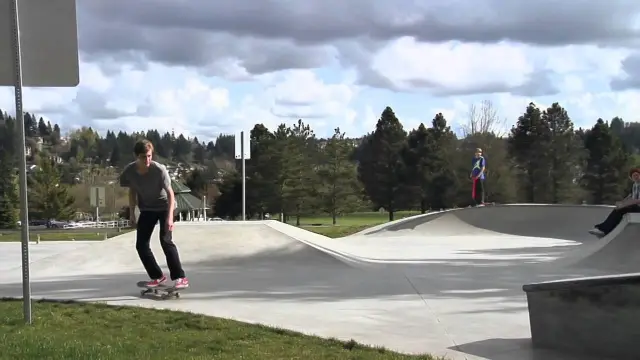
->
[[234, 131, 251, 159], [90, 186, 105, 207], [0, 0, 79, 86]]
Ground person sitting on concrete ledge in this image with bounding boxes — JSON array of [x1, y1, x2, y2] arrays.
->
[[589, 168, 640, 238]]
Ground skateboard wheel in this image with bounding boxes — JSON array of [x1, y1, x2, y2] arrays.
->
[[175, 293, 180, 298], [153, 290, 158, 294]]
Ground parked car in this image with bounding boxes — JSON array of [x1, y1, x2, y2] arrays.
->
[[46, 220, 69, 229]]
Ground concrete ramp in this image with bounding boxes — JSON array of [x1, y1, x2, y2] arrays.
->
[[23, 222, 350, 280], [411, 214, 505, 236], [363, 204, 613, 241], [568, 214, 640, 272]]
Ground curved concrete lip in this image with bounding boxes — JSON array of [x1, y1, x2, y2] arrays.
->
[[0, 204, 625, 360]]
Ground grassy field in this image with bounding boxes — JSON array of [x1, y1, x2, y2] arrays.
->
[[287, 211, 422, 238], [0, 228, 133, 242], [0, 299, 440, 360]]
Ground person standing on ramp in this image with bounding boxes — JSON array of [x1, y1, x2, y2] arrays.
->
[[589, 168, 640, 238], [119, 139, 189, 289], [470, 148, 486, 206]]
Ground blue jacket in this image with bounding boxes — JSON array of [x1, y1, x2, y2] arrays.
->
[[472, 156, 485, 180]]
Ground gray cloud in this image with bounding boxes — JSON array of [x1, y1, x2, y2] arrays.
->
[[359, 69, 560, 97], [73, 0, 640, 99], [610, 53, 640, 91], [511, 70, 561, 97], [79, 0, 640, 48]]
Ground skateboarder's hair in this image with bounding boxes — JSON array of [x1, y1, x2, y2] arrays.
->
[[134, 139, 154, 156]]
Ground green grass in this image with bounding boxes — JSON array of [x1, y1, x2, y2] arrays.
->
[[0, 299, 440, 360], [301, 225, 374, 238], [0, 228, 134, 242], [288, 211, 421, 227], [289, 211, 422, 238]]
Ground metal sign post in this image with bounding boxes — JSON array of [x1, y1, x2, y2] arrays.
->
[[90, 186, 105, 224], [241, 131, 245, 221], [10, 0, 30, 325], [1, 0, 80, 324], [234, 131, 250, 221]]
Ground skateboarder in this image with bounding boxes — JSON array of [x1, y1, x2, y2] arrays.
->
[[119, 139, 189, 289], [470, 148, 486, 206], [589, 168, 640, 238]]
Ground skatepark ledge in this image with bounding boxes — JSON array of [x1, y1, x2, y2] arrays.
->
[[522, 211, 640, 360]]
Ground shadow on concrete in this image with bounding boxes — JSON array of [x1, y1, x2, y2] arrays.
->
[[450, 338, 611, 360], [0, 242, 610, 306], [454, 244, 579, 257], [400, 257, 606, 303]]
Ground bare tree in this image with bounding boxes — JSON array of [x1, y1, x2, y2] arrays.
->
[[459, 100, 508, 137]]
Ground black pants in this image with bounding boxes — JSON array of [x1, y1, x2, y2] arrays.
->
[[136, 210, 185, 280], [473, 178, 485, 205], [596, 204, 640, 235]]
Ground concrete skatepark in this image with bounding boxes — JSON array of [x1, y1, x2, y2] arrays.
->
[[0, 204, 638, 359]]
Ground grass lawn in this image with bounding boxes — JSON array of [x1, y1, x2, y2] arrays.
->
[[0, 299, 441, 360], [301, 225, 375, 238], [0, 228, 134, 242], [290, 211, 423, 238], [288, 211, 421, 227]]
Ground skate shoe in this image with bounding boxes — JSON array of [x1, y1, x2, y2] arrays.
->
[[588, 228, 605, 238], [145, 275, 167, 288], [174, 277, 189, 289]]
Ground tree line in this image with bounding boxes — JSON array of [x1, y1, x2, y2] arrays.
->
[[215, 101, 637, 223], [0, 100, 639, 228]]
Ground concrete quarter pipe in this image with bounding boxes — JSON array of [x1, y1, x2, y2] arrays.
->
[[0, 204, 634, 360]]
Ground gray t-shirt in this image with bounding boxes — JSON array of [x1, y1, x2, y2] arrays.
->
[[119, 160, 172, 212]]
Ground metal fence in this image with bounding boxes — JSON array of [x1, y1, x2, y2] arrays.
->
[[67, 220, 131, 229]]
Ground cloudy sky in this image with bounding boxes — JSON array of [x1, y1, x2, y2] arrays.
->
[[1, 0, 640, 141]]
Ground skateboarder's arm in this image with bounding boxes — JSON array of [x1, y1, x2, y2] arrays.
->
[[478, 157, 485, 176], [118, 165, 137, 213], [619, 186, 640, 207], [128, 189, 137, 211], [161, 166, 175, 220], [166, 187, 175, 220]]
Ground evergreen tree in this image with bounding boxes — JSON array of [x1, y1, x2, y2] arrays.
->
[[245, 124, 279, 217], [28, 157, 76, 220], [214, 170, 242, 219], [270, 124, 291, 218], [192, 138, 206, 164], [317, 127, 361, 224], [281, 119, 318, 225], [0, 153, 19, 228], [357, 106, 407, 220], [425, 113, 458, 209], [401, 123, 433, 213], [38, 117, 49, 138], [542, 103, 584, 203], [581, 119, 631, 204], [507, 102, 551, 202]]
